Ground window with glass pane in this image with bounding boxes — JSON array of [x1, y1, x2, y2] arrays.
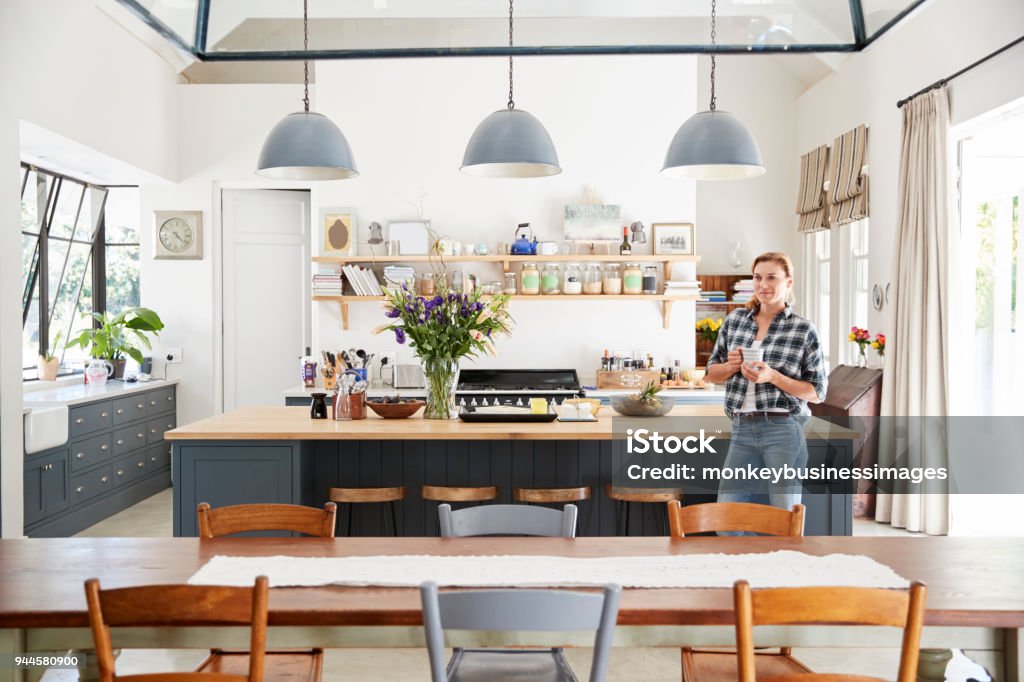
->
[[104, 187, 141, 315], [816, 230, 832, 368], [850, 220, 870, 356]]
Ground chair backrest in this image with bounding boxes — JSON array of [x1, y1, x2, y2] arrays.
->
[[438, 503, 577, 538], [420, 581, 621, 682], [667, 501, 804, 537], [85, 576, 269, 682], [733, 580, 927, 682], [197, 501, 337, 538]]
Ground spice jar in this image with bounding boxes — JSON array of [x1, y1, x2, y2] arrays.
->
[[541, 263, 561, 294], [520, 263, 540, 295], [563, 263, 582, 295], [503, 271, 518, 295], [583, 264, 603, 294], [602, 263, 623, 295], [418, 272, 435, 296], [642, 265, 659, 294], [623, 263, 643, 294]]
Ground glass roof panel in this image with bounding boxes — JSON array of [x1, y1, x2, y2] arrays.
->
[[860, 0, 928, 39], [130, 0, 198, 47]]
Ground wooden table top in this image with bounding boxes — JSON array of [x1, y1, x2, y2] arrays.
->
[[165, 406, 857, 441], [1, 537, 1019, 629]]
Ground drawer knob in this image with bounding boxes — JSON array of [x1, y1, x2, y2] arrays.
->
[[150, 400, 157, 406], [75, 453, 84, 459], [137, 433, 145, 439], [137, 403, 144, 409], [117, 470, 124, 476], [137, 461, 145, 468], [116, 409, 124, 415], [101, 411, 109, 418], [116, 439, 124, 445], [151, 428, 157, 434], [100, 444, 108, 451], [168, 395, 174, 401], [168, 423, 174, 429], [101, 476, 109, 483], [76, 486, 84, 494], [75, 418, 84, 424], [150, 455, 157, 462]]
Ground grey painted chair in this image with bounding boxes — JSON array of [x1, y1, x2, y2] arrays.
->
[[438, 503, 578, 538], [420, 581, 622, 682]]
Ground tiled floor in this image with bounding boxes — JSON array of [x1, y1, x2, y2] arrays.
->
[[70, 491, 986, 681]]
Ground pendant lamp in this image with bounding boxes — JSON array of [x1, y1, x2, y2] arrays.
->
[[256, 0, 358, 180], [461, 0, 561, 178], [662, 0, 764, 180]]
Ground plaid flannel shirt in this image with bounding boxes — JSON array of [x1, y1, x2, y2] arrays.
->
[[706, 304, 827, 418]]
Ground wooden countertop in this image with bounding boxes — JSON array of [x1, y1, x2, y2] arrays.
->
[[165, 406, 857, 441]]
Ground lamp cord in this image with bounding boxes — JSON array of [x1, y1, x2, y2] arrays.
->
[[507, 0, 515, 110], [709, 0, 717, 111], [302, 0, 310, 113]]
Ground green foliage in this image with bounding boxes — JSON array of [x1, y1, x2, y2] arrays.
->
[[42, 332, 62, 363], [637, 380, 663, 404], [65, 307, 164, 365]]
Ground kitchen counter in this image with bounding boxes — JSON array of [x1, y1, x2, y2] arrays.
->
[[24, 378, 179, 407], [280, 384, 726, 401]]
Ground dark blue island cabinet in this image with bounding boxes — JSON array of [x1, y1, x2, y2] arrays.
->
[[170, 407, 854, 538]]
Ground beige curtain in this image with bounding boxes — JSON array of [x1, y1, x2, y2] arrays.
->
[[796, 144, 831, 232], [828, 124, 870, 225], [876, 88, 952, 535]]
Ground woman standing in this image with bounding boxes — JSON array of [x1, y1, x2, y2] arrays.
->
[[705, 252, 827, 513]]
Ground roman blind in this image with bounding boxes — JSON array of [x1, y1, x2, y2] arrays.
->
[[828, 124, 870, 225], [796, 144, 831, 232]]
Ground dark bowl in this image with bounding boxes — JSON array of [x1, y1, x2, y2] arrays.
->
[[366, 400, 425, 419]]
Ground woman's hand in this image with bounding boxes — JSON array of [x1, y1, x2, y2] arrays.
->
[[707, 349, 744, 383], [741, 360, 777, 385]]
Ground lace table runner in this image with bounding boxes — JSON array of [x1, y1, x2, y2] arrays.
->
[[188, 551, 907, 589]]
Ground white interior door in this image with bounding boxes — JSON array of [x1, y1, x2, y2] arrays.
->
[[222, 189, 310, 410]]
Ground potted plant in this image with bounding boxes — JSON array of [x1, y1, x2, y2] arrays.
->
[[66, 308, 165, 379], [36, 331, 62, 381]]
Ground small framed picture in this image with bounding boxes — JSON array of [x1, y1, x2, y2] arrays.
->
[[652, 222, 695, 255], [320, 207, 358, 256]]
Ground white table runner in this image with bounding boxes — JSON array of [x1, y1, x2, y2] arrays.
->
[[188, 551, 907, 589]]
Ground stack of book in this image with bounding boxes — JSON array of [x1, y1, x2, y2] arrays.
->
[[383, 265, 416, 289], [663, 280, 701, 297], [311, 269, 343, 296], [699, 290, 728, 302], [343, 264, 383, 296], [732, 278, 755, 303]]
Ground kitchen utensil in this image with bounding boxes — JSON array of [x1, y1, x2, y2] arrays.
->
[[366, 399, 425, 419], [356, 349, 367, 367], [510, 223, 537, 255], [310, 392, 328, 419]]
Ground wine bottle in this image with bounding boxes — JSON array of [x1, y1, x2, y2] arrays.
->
[[619, 226, 632, 256]]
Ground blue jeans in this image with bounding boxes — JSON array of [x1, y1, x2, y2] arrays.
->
[[716, 414, 808, 535]]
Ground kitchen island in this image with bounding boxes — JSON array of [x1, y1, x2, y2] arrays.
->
[[167, 406, 855, 537]]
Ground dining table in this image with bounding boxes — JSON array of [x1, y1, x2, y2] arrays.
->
[[1, 536, 1022, 681]]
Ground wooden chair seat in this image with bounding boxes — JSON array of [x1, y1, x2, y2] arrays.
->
[[513, 486, 591, 504], [605, 484, 682, 503], [421, 485, 498, 502], [683, 648, 812, 682], [197, 502, 336, 538], [329, 486, 406, 503], [196, 649, 323, 682]]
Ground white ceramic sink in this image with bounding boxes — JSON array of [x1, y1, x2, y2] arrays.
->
[[24, 405, 69, 454]]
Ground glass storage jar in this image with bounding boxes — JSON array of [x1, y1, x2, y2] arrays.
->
[[602, 263, 623, 294], [623, 263, 643, 294], [642, 265, 659, 294], [418, 272, 435, 296], [562, 263, 582, 295], [583, 264, 603, 294], [520, 263, 540, 295], [503, 271, 518, 295], [541, 263, 561, 294]]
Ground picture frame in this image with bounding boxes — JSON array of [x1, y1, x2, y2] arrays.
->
[[563, 204, 621, 242], [319, 207, 358, 256], [387, 220, 432, 255], [153, 210, 202, 260], [652, 222, 695, 256]]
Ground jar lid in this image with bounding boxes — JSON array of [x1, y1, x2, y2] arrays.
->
[[605, 262, 621, 267], [624, 262, 641, 267]]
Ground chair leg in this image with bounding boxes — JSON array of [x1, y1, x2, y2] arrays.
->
[[623, 501, 631, 537], [346, 503, 353, 537], [389, 501, 399, 537]]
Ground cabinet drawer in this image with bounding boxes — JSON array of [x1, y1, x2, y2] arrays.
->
[[112, 453, 148, 487], [70, 433, 113, 473], [69, 401, 113, 438], [113, 395, 148, 425], [146, 416, 176, 445], [148, 386, 176, 413], [71, 464, 114, 505], [146, 442, 172, 470], [112, 424, 148, 457]]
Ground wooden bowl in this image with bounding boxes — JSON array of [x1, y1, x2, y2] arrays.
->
[[366, 400, 425, 419]]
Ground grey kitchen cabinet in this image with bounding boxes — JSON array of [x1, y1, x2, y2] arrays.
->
[[25, 384, 177, 537]]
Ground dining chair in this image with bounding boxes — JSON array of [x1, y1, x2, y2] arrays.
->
[[197, 501, 337, 538], [438, 502, 577, 537], [196, 502, 333, 682], [734, 579, 928, 682], [420, 580, 621, 682], [85, 576, 272, 682], [666, 501, 806, 681]]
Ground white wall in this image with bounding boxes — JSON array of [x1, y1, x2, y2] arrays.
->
[[0, 0, 179, 536], [795, 0, 1024, 336]]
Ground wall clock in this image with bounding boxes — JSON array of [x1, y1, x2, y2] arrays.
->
[[154, 211, 202, 260]]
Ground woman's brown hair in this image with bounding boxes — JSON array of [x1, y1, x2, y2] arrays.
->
[[745, 252, 795, 310]]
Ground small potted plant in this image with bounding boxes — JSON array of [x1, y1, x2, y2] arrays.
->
[[66, 308, 165, 379], [36, 331, 62, 381]]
